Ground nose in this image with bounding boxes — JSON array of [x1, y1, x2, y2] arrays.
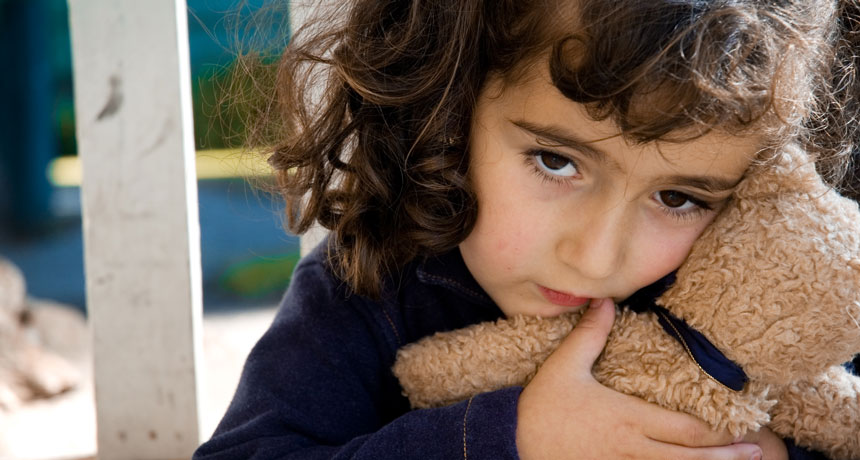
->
[[557, 199, 627, 281]]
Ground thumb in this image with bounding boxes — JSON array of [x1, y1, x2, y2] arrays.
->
[[554, 298, 616, 372]]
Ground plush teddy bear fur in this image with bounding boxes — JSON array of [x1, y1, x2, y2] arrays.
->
[[392, 144, 860, 460]]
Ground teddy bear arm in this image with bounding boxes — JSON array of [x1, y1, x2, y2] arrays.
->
[[768, 366, 860, 460], [393, 313, 580, 408]]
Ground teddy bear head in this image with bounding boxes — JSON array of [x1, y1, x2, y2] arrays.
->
[[659, 144, 860, 386]]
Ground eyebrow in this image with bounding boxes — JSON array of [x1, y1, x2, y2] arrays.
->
[[660, 174, 740, 193], [511, 119, 619, 169], [510, 118, 741, 194]]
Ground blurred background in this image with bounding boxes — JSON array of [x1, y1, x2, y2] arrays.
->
[[0, 0, 299, 312], [0, 1, 299, 458]]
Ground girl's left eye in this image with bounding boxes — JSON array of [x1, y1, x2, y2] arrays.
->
[[533, 151, 578, 177], [653, 190, 713, 219], [656, 190, 696, 210]]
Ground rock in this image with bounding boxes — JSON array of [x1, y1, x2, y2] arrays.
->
[[0, 257, 26, 314], [0, 258, 88, 411]]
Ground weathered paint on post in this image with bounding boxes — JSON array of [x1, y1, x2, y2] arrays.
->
[[68, 1, 204, 458]]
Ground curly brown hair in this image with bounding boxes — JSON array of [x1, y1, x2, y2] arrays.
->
[[247, 0, 860, 298]]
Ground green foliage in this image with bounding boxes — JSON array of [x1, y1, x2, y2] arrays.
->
[[218, 251, 299, 298], [192, 57, 281, 151]]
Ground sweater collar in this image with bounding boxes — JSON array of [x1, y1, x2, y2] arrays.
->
[[414, 247, 496, 308]]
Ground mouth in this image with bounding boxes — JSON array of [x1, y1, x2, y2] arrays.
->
[[537, 285, 591, 308]]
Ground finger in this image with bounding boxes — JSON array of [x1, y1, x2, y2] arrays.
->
[[743, 427, 787, 460], [635, 398, 737, 447], [644, 440, 762, 460], [552, 297, 616, 371]]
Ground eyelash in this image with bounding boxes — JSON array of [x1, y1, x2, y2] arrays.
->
[[522, 148, 715, 222], [523, 148, 579, 185], [657, 194, 713, 222]]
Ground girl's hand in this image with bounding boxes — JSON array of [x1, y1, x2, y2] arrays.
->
[[516, 298, 764, 460], [742, 427, 789, 460]]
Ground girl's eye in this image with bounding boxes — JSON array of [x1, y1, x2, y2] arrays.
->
[[657, 190, 694, 209], [653, 190, 714, 220], [534, 151, 578, 177]]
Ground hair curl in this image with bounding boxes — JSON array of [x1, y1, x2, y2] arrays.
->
[[250, 0, 860, 298]]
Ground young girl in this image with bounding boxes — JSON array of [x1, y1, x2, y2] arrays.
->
[[195, 0, 860, 458]]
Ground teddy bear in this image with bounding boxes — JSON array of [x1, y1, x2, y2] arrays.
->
[[392, 144, 860, 460]]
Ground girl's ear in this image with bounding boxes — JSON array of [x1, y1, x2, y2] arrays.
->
[[658, 144, 860, 385]]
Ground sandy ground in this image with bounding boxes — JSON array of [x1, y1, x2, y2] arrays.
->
[[0, 305, 277, 460]]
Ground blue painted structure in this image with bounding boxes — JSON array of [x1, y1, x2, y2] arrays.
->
[[0, 0, 57, 234], [0, 0, 298, 312]]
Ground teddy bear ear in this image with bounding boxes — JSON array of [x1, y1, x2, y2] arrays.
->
[[732, 145, 824, 200], [660, 144, 860, 385]]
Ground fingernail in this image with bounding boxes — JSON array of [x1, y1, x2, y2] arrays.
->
[[750, 452, 762, 460], [590, 298, 613, 310]]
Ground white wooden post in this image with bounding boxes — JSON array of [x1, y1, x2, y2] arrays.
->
[[291, 0, 333, 257], [68, 1, 204, 458]]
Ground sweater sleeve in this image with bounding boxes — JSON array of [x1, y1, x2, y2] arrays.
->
[[193, 255, 521, 460], [784, 439, 829, 460]]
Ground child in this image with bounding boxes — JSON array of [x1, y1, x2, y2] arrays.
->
[[195, 0, 859, 458]]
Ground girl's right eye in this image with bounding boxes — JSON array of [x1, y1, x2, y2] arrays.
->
[[531, 150, 579, 178]]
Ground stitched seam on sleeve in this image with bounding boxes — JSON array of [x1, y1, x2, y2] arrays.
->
[[463, 395, 475, 460], [381, 307, 402, 346]]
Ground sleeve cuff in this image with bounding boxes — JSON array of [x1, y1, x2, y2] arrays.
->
[[461, 386, 523, 459], [785, 438, 830, 460]]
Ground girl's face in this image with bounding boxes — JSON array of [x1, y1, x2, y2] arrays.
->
[[460, 67, 760, 318]]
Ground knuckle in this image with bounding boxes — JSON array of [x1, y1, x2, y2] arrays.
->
[[617, 418, 637, 434], [574, 316, 599, 330], [682, 424, 706, 446]]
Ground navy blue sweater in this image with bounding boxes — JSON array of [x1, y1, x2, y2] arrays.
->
[[194, 242, 834, 459]]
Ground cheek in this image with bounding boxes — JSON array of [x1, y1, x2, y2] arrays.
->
[[633, 221, 711, 286], [466, 211, 532, 273], [466, 169, 548, 273], [463, 184, 557, 278]]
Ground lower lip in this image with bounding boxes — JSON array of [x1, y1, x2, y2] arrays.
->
[[537, 285, 590, 307]]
